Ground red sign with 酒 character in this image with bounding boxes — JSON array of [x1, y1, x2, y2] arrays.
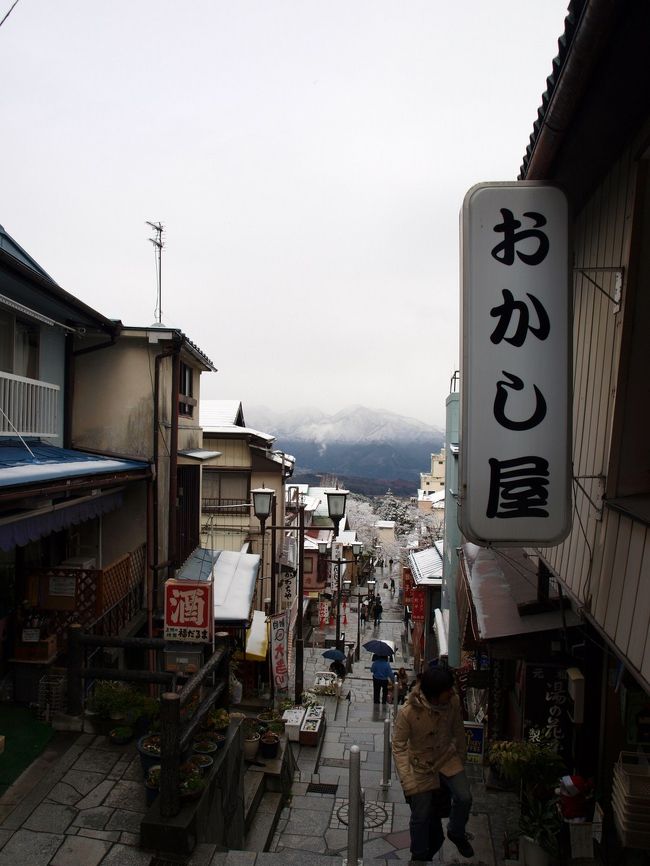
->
[[164, 580, 213, 643]]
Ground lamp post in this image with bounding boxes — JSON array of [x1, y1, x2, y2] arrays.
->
[[252, 487, 275, 607]]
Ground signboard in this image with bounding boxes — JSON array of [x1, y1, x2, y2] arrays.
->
[[463, 721, 486, 764], [318, 599, 329, 628], [402, 567, 414, 607], [164, 579, 213, 643], [411, 587, 426, 622], [49, 575, 77, 598], [270, 610, 289, 693], [460, 182, 571, 545], [330, 542, 343, 596], [524, 662, 571, 761]]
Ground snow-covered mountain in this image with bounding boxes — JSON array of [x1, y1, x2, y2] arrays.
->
[[245, 405, 444, 493], [246, 405, 440, 445]]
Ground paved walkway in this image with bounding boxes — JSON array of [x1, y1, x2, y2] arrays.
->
[[0, 565, 520, 865]]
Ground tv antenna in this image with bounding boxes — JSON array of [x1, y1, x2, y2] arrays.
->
[[146, 221, 164, 325]]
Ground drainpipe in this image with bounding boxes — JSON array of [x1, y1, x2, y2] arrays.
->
[[167, 347, 181, 570], [153, 347, 175, 605]]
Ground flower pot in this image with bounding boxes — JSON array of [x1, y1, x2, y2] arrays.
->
[[259, 732, 280, 759], [137, 735, 162, 776], [521, 836, 551, 866], [109, 726, 134, 745], [189, 754, 214, 777], [192, 740, 218, 755], [243, 733, 260, 761]]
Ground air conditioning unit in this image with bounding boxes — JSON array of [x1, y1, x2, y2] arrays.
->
[[60, 557, 96, 570], [567, 667, 585, 724]]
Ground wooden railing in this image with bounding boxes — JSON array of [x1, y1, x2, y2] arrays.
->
[[33, 544, 146, 646], [0, 370, 59, 437]]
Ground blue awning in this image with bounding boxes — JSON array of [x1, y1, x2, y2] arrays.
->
[[0, 490, 123, 552], [0, 439, 150, 489]]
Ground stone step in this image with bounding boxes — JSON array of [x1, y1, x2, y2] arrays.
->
[[244, 768, 266, 831], [243, 791, 283, 852]]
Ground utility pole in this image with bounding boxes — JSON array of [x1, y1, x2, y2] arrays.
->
[[146, 221, 164, 325]]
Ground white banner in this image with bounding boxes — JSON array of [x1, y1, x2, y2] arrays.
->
[[460, 182, 571, 545], [330, 542, 343, 595], [270, 610, 289, 693]]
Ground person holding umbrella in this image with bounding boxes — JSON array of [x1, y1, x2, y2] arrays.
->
[[322, 648, 346, 680], [370, 653, 394, 705]]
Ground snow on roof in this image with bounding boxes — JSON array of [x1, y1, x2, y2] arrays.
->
[[409, 541, 444, 586], [375, 520, 396, 529], [200, 400, 244, 427], [338, 530, 357, 544]]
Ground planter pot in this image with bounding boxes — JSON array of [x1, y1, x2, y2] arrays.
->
[[521, 836, 551, 866], [189, 754, 214, 777], [192, 740, 218, 755], [137, 735, 162, 776], [109, 727, 134, 745], [243, 733, 260, 761], [259, 733, 280, 760], [145, 783, 159, 807]]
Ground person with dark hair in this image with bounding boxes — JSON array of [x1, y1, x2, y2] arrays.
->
[[370, 654, 394, 705], [392, 667, 474, 860]]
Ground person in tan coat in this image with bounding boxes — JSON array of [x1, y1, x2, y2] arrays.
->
[[392, 667, 474, 860]]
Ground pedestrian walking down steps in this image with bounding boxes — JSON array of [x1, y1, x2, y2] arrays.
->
[[373, 597, 383, 626]]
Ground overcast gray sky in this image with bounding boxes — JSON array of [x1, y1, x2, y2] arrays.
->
[[1, 1, 568, 428]]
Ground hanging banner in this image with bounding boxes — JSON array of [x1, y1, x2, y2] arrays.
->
[[318, 599, 329, 628], [164, 579, 213, 643], [330, 542, 343, 596], [270, 610, 289, 693], [403, 567, 414, 607], [460, 182, 571, 545], [411, 587, 426, 622]]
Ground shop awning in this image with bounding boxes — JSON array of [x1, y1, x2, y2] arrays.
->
[[0, 439, 150, 489], [0, 490, 123, 552], [409, 542, 444, 586], [174, 547, 261, 627], [235, 610, 268, 662], [461, 544, 580, 641]]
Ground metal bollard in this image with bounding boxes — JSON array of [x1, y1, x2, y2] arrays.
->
[[393, 673, 399, 722], [380, 717, 391, 789], [347, 745, 362, 866]]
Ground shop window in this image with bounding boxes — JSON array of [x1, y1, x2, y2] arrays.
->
[[178, 362, 196, 417]]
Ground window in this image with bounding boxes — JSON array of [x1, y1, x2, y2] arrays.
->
[[178, 362, 196, 417], [0, 309, 40, 379], [202, 471, 249, 513]]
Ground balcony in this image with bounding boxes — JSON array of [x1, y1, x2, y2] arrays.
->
[[0, 371, 60, 437], [28, 544, 146, 646], [202, 497, 249, 515]]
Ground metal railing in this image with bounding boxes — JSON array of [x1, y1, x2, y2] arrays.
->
[[0, 371, 59, 437], [201, 497, 249, 514]]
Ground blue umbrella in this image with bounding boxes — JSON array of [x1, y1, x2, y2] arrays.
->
[[363, 639, 396, 657], [322, 648, 346, 662]]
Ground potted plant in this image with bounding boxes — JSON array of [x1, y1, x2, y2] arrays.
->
[[488, 733, 565, 800], [192, 738, 218, 755], [189, 753, 214, 776], [241, 718, 261, 760], [145, 764, 160, 807], [109, 725, 134, 745], [179, 773, 207, 801], [137, 733, 162, 775], [519, 795, 562, 866], [259, 731, 280, 759]]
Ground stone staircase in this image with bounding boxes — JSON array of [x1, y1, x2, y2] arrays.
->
[[242, 737, 295, 853]]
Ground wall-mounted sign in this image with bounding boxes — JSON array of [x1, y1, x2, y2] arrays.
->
[[164, 579, 213, 643], [411, 588, 426, 622], [49, 575, 77, 598], [270, 610, 289, 693], [464, 722, 486, 764], [460, 182, 571, 545]]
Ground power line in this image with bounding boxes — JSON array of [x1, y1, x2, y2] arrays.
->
[[0, 0, 21, 30]]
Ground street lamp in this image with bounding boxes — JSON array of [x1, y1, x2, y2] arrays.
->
[[252, 487, 275, 607]]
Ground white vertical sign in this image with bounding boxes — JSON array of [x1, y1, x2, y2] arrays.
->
[[270, 610, 289, 692], [460, 182, 571, 545], [330, 542, 343, 595]]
